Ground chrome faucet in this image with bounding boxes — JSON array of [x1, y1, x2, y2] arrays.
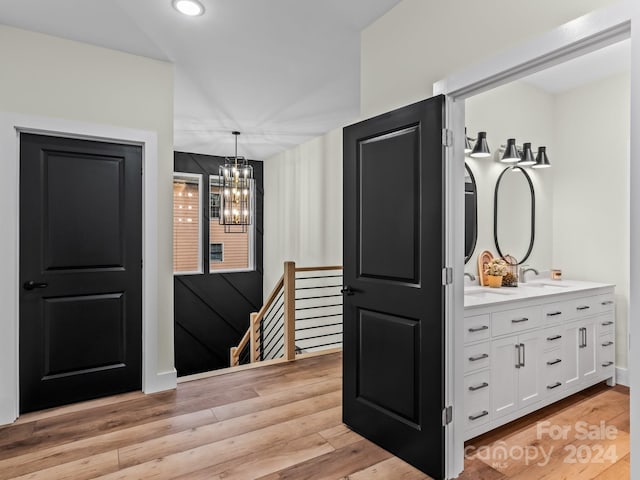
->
[[464, 272, 476, 281], [519, 266, 539, 283]]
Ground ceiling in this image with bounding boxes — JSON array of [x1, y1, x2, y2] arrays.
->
[[522, 39, 630, 94], [0, 0, 402, 159]]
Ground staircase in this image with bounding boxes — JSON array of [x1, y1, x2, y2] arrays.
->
[[230, 262, 343, 366]]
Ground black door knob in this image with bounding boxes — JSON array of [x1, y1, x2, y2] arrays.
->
[[23, 281, 48, 291], [340, 286, 355, 296]]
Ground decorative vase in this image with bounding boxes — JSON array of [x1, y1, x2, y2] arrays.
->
[[487, 275, 503, 288]]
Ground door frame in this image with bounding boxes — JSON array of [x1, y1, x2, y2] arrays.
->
[[0, 112, 175, 425], [434, 1, 638, 477]]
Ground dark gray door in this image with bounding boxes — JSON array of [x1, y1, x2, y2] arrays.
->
[[20, 133, 143, 413], [342, 96, 446, 478]]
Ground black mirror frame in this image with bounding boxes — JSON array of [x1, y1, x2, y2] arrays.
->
[[464, 163, 478, 265], [493, 166, 536, 265]]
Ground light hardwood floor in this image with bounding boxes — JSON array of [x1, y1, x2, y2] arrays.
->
[[0, 352, 629, 479]]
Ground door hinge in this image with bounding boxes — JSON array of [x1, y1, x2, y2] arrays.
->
[[442, 128, 453, 147], [443, 405, 453, 426], [141, 258, 143, 269], [442, 267, 453, 285]]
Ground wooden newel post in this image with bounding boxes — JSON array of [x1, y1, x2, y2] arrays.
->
[[283, 261, 296, 361], [229, 347, 238, 367], [249, 312, 260, 363]]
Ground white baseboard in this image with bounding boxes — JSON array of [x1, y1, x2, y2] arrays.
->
[[616, 366, 629, 387], [144, 369, 178, 394]]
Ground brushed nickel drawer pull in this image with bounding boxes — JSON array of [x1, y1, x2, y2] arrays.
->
[[512, 317, 529, 324], [602, 361, 614, 367], [469, 382, 489, 392], [468, 325, 489, 333], [547, 358, 562, 366], [577, 305, 590, 311], [601, 300, 614, 305], [547, 335, 562, 341], [547, 311, 562, 317], [602, 341, 614, 347], [469, 411, 489, 421], [602, 321, 614, 326], [547, 382, 562, 390], [469, 353, 489, 362]]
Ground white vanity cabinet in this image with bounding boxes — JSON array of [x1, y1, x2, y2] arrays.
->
[[463, 281, 615, 440]]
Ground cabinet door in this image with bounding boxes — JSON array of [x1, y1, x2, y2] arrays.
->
[[491, 337, 519, 419], [563, 322, 581, 390], [518, 331, 543, 409], [580, 319, 597, 383]]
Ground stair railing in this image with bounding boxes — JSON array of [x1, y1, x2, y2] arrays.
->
[[230, 261, 343, 366]]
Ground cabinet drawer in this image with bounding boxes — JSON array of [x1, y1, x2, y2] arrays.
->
[[599, 334, 615, 368], [464, 314, 491, 344], [572, 297, 597, 318], [464, 370, 491, 429], [464, 342, 491, 373], [542, 301, 570, 325], [542, 350, 565, 396], [598, 315, 615, 336], [492, 306, 541, 337], [542, 326, 564, 351], [596, 293, 615, 314]]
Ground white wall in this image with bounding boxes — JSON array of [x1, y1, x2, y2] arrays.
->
[[264, 128, 343, 295], [465, 82, 555, 273], [0, 26, 175, 373], [553, 73, 630, 368], [361, 0, 617, 118]]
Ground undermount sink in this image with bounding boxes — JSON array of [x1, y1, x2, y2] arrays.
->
[[523, 282, 570, 289], [464, 287, 516, 297]]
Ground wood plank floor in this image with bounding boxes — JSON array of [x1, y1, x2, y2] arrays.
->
[[0, 352, 629, 479]]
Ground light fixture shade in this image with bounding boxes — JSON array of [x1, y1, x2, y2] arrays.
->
[[219, 132, 254, 233], [532, 146, 551, 169], [464, 128, 473, 153], [172, 0, 205, 16], [470, 131, 491, 158], [501, 138, 520, 163], [518, 142, 536, 166]]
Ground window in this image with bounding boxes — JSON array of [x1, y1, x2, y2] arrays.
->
[[210, 191, 221, 219], [210, 176, 255, 273], [210, 243, 223, 262], [173, 173, 203, 274]]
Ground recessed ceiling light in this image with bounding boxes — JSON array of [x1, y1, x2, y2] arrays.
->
[[172, 0, 205, 16]]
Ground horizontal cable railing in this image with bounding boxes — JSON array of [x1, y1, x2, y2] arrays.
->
[[230, 261, 343, 367], [294, 267, 343, 354]]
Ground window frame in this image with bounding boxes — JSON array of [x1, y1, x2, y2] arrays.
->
[[209, 242, 224, 263], [208, 175, 256, 274], [173, 172, 203, 276]]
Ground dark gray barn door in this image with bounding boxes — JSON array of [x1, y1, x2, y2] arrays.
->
[[20, 133, 142, 413], [342, 96, 447, 478]]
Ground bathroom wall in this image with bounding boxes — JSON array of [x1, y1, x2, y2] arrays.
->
[[553, 72, 630, 369], [465, 81, 555, 274]]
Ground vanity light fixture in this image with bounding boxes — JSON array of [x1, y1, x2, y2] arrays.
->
[[470, 131, 491, 158], [220, 131, 253, 232], [517, 142, 536, 166], [501, 138, 520, 163], [464, 128, 473, 153], [532, 146, 551, 169], [172, 0, 205, 16]]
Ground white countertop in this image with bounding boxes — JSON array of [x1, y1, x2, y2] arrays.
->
[[464, 278, 614, 309]]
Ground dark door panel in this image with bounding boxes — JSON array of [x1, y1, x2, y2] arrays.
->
[[343, 96, 446, 479], [20, 133, 142, 413]]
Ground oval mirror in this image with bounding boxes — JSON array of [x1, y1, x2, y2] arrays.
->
[[464, 163, 477, 264], [494, 166, 535, 265]]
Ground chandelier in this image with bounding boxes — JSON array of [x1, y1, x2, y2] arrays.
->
[[219, 131, 253, 233]]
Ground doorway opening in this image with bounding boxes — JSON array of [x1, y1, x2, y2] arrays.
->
[[437, 5, 634, 478]]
